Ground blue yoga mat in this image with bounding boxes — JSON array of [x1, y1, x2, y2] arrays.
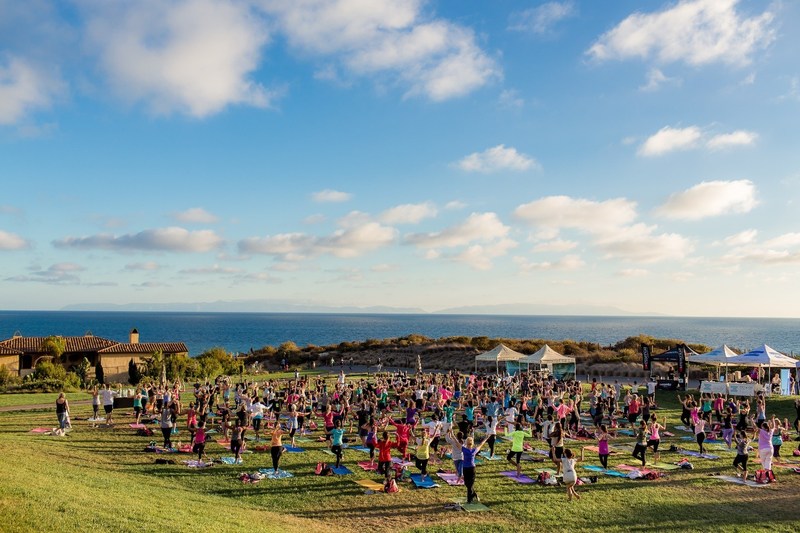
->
[[332, 465, 353, 475], [410, 473, 438, 488], [284, 446, 305, 453]]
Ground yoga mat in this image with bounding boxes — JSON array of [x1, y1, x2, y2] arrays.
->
[[391, 458, 414, 467], [583, 446, 619, 455], [649, 462, 680, 471], [183, 460, 213, 468], [500, 471, 536, 484], [295, 437, 312, 443], [351, 446, 371, 453], [410, 474, 439, 488], [674, 425, 691, 432], [662, 431, 675, 437], [321, 449, 336, 456], [332, 465, 353, 475], [479, 452, 503, 461], [129, 423, 146, 429], [437, 472, 463, 486], [178, 445, 193, 453], [617, 429, 635, 436], [615, 464, 653, 475], [714, 475, 769, 488], [355, 479, 385, 491], [452, 498, 490, 512], [532, 449, 551, 457], [284, 446, 305, 453], [87, 417, 106, 423], [681, 451, 720, 460], [215, 439, 231, 446], [357, 461, 378, 471], [220, 457, 241, 465], [30, 428, 51, 434], [581, 465, 627, 477]]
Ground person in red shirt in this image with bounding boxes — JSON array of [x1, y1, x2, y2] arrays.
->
[[628, 395, 641, 426], [391, 419, 412, 460], [375, 431, 397, 480]]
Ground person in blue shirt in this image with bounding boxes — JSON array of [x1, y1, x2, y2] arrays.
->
[[331, 419, 345, 469], [449, 429, 489, 504]]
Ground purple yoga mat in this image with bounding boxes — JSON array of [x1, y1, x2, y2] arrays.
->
[[500, 471, 536, 484]]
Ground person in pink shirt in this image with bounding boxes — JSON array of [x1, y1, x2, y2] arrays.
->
[[648, 414, 665, 463], [756, 416, 777, 473], [391, 419, 412, 460]]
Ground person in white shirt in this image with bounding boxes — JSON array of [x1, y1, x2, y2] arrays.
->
[[250, 398, 265, 440], [100, 384, 118, 425]]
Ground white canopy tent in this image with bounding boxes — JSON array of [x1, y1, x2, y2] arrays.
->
[[690, 345, 739, 380], [725, 344, 797, 369], [518, 344, 577, 380], [474, 343, 525, 374]]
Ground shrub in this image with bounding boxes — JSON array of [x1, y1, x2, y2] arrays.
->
[[33, 360, 67, 381], [64, 372, 81, 390]]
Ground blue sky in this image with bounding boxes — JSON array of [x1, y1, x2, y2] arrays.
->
[[1, 0, 799, 317]]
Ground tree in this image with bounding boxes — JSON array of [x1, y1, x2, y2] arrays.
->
[[76, 357, 92, 387], [128, 358, 142, 385], [41, 336, 66, 362], [95, 361, 105, 385]]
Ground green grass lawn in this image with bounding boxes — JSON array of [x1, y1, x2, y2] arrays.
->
[[0, 391, 92, 409], [1, 389, 799, 532]]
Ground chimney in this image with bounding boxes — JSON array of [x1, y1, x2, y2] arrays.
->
[[129, 328, 139, 344]]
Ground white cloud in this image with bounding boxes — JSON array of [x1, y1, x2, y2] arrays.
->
[[509, 1, 576, 34], [638, 126, 702, 156], [498, 89, 524, 109], [454, 238, 517, 270], [53, 226, 224, 252], [405, 212, 509, 248], [639, 68, 681, 92], [515, 254, 585, 272], [312, 189, 352, 203], [259, 0, 500, 101], [380, 202, 437, 224], [722, 232, 800, 266], [0, 56, 61, 125], [656, 180, 757, 220], [723, 229, 757, 247], [587, 0, 775, 67], [445, 200, 467, 210], [5, 262, 85, 285], [123, 261, 162, 271], [765, 233, 800, 249], [83, 0, 275, 117], [706, 130, 758, 150], [239, 221, 397, 260], [0, 230, 29, 250], [457, 145, 539, 173], [172, 207, 219, 224], [514, 196, 638, 234], [532, 239, 578, 253], [370, 263, 395, 273], [594, 223, 693, 263], [670, 271, 695, 282]]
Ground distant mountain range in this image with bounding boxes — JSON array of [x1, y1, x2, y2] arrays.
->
[[61, 300, 655, 316]]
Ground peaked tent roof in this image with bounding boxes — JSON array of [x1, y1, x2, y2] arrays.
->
[[475, 343, 525, 362], [691, 345, 739, 366], [519, 344, 575, 365], [725, 344, 798, 368]]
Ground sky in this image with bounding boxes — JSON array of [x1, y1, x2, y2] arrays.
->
[[1, 0, 799, 318]]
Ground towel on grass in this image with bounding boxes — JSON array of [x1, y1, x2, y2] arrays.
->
[[500, 471, 536, 484], [410, 473, 438, 488], [258, 469, 294, 479]]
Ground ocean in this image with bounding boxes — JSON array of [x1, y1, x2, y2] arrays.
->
[[0, 311, 797, 356]]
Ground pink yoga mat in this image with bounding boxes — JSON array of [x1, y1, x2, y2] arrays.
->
[[129, 423, 146, 429], [30, 428, 51, 433], [357, 461, 378, 471]]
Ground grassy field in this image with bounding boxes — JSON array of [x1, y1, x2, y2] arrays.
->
[[0, 391, 92, 409], [2, 386, 800, 533]]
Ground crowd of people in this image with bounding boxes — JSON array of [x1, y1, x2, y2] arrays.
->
[[58, 368, 800, 499]]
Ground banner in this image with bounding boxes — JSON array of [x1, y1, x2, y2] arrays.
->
[[641, 344, 651, 371], [700, 381, 728, 394], [728, 382, 756, 396], [677, 345, 687, 375]]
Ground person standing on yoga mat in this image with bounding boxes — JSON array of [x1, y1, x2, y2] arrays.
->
[[269, 420, 284, 473], [91, 387, 100, 420], [55, 393, 69, 431], [595, 424, 612, 469], [484, 416, 498, 459], [647, 415, 665, 463], [452, 432, 489, 504], [695, 413, 708, 456], [414, 430, 432, 481], [159, 401, 174, 449], [101, 384, 117, 426], [231, 419, 244, 464], [193, 421, 208, 461], [331, 419, 345, 469], [505, 421, 532, 477], [756, 416, 777, 474], [733, 430, 750, 480], [375, 431, 397, 480], [446, 429, 465, 484], [632, 419, 649, 467], [550, 422, 565, 475], [722, 408, 735, 449]]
